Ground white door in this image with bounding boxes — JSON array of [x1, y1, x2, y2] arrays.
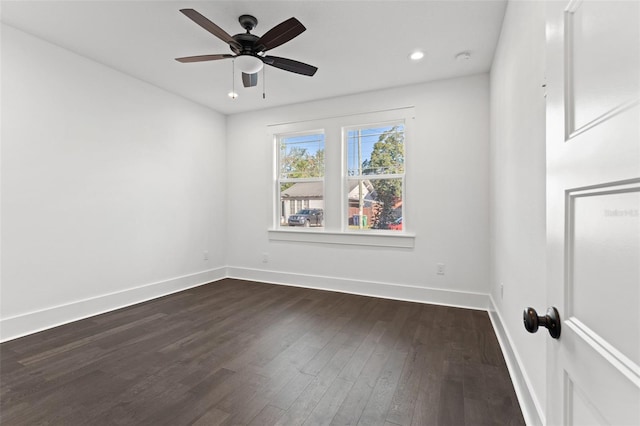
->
[[545, 0, 640, 424]]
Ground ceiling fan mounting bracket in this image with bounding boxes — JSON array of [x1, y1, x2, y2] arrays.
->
[[238, 15, 258, 32]]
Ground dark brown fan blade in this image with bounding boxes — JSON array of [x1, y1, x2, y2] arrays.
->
[[242, 72, 258, 87], [175, 54, 234, 63], [263, 56, 317, 76], [255, 17, 305, 52], [180, 9, 241, 50]]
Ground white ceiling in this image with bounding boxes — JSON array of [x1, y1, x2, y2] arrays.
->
[[1, 1, 507, 115]]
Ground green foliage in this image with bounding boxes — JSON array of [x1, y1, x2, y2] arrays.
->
[[361, 126, 404, 175], [280, 146, 325, 179]]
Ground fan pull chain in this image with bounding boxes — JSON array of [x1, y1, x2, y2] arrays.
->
[[263, 66, 266, 99]]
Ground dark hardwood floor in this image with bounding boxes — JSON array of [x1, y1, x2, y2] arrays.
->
[[1, 279, 524, 425]]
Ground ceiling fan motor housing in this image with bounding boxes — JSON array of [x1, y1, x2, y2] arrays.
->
[[231, 32, 261, 55]]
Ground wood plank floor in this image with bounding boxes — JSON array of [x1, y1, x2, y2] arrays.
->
[[1, 279, 525, 425]]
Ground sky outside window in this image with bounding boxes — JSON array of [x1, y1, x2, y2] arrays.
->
[[347, 124, 404, 176]]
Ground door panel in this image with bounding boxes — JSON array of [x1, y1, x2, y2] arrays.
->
[[569, 183, 640, 366], [568, 0, 640, 133], [546, 0, 640, 424], [567, 377, 606, 426], [564, 350, 639, 426]]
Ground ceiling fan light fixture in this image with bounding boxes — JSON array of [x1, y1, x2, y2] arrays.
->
[[235, 54, 264, 74]]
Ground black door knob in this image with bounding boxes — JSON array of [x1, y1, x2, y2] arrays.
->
[[523, 306, 561, 339]]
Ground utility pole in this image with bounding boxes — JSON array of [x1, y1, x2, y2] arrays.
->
[[358, 129, 364, 229]]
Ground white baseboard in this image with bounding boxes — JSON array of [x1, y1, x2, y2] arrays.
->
[[1, 267, 487, 342], [226, 266, 490, 310], [0, 267, 227, 343], [488, 295, 545, 426]]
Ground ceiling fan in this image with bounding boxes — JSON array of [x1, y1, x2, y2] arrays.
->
[[176, 9, 318, 88]]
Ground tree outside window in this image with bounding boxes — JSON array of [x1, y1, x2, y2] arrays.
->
[[346, 123, 405, 231]]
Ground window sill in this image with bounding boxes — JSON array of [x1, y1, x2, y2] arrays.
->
[[267, 229, 415, 248]]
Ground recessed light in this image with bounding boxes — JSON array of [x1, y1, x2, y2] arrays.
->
[[455, 51, 471, 61], [228, 91, 238, 99], [409, 51, 424, 61]]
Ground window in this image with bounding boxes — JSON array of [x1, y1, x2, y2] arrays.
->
[[345, 123, 405, 232], [277, 131, 325, 227], [269, 107, 414, 247]]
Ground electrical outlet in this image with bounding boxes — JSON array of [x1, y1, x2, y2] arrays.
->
[[203, 250, 209, 260], [262, 252, 269, 263], [436, 263, 445, 275]]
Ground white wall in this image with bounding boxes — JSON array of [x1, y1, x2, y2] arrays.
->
[[226, 74, 491, 306], [1, 25, 227, 340], [489, 1, 547, 425]]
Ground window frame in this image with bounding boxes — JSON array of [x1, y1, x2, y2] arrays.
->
[[268, 107, 415, 248]]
